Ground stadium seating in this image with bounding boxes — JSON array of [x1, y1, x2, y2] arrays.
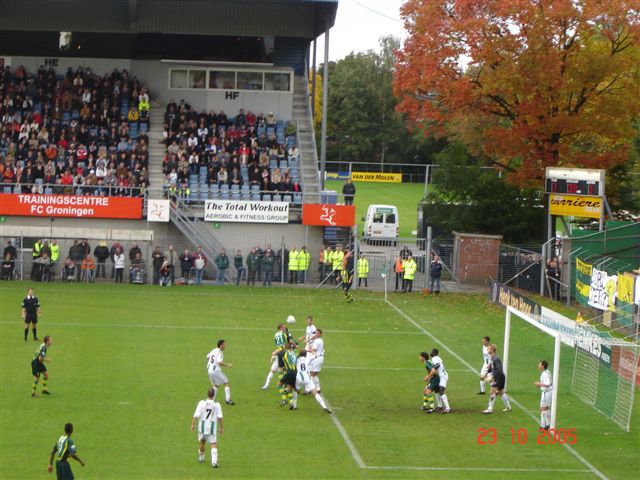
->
[[161, 106, 303, 203], [0, 65, 152, 197]]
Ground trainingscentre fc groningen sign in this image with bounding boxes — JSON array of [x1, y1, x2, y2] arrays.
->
[[204, 200, 289, 223]]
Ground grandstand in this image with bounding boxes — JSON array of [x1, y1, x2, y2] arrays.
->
[[1, 0, 338, 279]]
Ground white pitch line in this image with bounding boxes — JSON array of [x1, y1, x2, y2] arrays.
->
[[325, 366, 469, 372], [366, 466, 590, 473], [0, 321, 421, 337], [323, 399, 365, 468], [384, 299, 609, 480]]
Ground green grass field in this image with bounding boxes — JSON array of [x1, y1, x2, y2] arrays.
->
[[1, 281, 638, 479], [324, 180, 425, 237]]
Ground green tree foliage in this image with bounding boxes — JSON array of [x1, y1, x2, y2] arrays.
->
[[321, 37, 442, 166], [423, 143, 545, 243]]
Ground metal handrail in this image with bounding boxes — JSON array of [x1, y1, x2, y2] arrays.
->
[[0, 182, 147, 197]]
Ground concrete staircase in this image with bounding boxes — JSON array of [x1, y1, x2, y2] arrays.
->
[[292, 75, 321, 202], [147, 104, 166, 198]]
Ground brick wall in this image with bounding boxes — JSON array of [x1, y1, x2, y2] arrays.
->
[[453, 231, 503, 284]]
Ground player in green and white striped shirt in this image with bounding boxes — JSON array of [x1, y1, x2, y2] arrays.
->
[[191, 388, 224, 468]]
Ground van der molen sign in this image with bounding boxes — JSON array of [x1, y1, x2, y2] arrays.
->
[[204, 200, 289, 223]]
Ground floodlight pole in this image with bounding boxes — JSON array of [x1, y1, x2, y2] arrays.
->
[[320, 30, 330, 191]]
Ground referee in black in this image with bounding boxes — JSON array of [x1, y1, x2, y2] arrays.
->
[[22, 287, 41, 342]]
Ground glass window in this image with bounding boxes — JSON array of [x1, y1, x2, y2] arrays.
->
[[265, 72, 290, 92], [237, 71, 263, 91], [209, 70, 236, 89], [373, 213, 384, 223], [189, 70, 206, 89], [385, 213, 396, 223], [170, 70, 188, 89]]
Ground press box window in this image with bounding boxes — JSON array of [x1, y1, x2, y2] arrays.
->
[[237, 71, 263, 90], [170, 70, 188, 89], [209, 71, 236, 89], [189, 70, 206, 89], [265, 72, 290, 91]]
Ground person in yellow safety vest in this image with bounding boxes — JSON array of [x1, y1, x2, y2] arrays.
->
[[332, 245, 345, 284], [50, 240, 60, 265], [32, 239, 43, 260], [318, 245, 332, 280], [298, 246, 311, 284], [357, 254, 369, 287], [402, 255, 418, 293], [288, 246, 299, 284]]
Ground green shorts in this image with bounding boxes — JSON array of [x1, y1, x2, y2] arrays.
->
[[427, 380, 439, 391], [31, 359, 47, 376], [56, 461, 74, 480]]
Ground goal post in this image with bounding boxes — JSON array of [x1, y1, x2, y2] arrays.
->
[[504, 306, 562, 430]]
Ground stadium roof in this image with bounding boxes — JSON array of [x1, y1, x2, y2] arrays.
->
[[0, 0, 338, 39]]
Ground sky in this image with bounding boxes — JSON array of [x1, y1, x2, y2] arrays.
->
[[315, 0, 408, 62]]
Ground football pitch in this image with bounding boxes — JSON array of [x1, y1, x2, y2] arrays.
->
[[1, 282, 638, 479]]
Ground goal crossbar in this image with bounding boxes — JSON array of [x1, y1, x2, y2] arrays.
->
[[504, 306, 562, 430]]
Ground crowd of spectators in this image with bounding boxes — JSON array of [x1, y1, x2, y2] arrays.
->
[[161, 101, 303, 202], [0, 65, 152, 196]]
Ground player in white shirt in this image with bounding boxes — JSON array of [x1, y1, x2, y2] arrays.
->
[[289, 350, 332, 414], [430, 348, 451, 413], [479, 336, 491, 394], [535, 360, 553, 431], [307, 328, 325, 392], [190, 388, 224, 468], [298, 315, 317, 349], [206, 339, 235, 405]]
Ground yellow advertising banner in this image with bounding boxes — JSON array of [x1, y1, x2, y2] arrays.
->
[[576, 280, 591, 298], [617, 273, 635, 304], [549, 194, 602, 218], [576, 258, 593, 276], [351, 171, 402, 183]]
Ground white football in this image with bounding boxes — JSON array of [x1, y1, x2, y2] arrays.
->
[[286, 315, 296, 324], [69, 444, 77, 454]]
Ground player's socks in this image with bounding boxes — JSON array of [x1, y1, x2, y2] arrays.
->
[[263, 371, 273, 388], [198, 451, 205, 462], [42, 379, 48, 392], [501, 394, 512, 411], [286, 390, 293, 406], [423, 394, 429, 408], [543, 410, 550, 428], [32, 380, 38, 395], [479, 381, 486, 393], [224, 386, 231, 402], [33, 327, 37, 339], [24, 328, 29, 340], [435, 393, 443, 408], [441, 394, 451, 410], [211, 447, 218, 466], [279, 384, 287, 403], [428, 394, 435, 409], [487, 394, 496, 410], [313, 376, 321, 390], [314, 393, 328, 409], [291, 391, 298, 408], [540, 411, 545, 428]]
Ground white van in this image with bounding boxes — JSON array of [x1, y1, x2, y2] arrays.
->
[[363, 204, 399, 242]]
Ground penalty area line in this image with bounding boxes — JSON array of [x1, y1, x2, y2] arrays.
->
[[383, 299, 609, 480], [366, 465, 590, 473]]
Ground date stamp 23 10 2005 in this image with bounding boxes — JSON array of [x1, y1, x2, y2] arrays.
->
[[477, 427, 577, 445]]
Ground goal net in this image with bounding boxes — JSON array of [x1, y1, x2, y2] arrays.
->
[[504, 306, 639, 432]]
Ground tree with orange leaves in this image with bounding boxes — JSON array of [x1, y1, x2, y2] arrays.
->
[[394, 0, 640, 187]]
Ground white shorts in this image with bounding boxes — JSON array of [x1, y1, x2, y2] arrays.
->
[[438, 374, 448, 389], [296, 372, 315, 393], [270, 357, 279, 373], [309, 356, 324, 373], [198, 432, 217, 444], [540, 390, 552, 408], [208, 370, 228, 386], [480, 364, 489, 379]]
